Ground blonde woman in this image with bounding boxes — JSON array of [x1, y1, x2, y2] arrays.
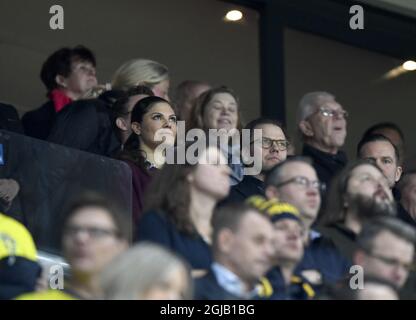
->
[[112, 59, 170, 101], [101, 243, 192, 300]]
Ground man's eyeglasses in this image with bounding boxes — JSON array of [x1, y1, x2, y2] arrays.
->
[[64, 226, 119, 240], [313, 107, 349, 119], [252, 138, 290, 151], [274, 176, 326, 192], [367, 250, 414, 272]]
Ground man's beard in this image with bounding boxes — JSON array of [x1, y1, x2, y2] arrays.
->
[[347, 193, 397, 220]]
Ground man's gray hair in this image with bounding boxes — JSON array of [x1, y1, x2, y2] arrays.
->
[[297, 91, 336, 124]]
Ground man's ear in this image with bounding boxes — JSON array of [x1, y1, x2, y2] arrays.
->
[[353, 249, 366, 266], [395, 166, 403, 183], [299, 120, 314, 137], [217, 229, 234, 254], [55, 74, 67, 88], [265, 185, 279, 201], [131, 122, 141, 135], [116, 117, 128, 131]]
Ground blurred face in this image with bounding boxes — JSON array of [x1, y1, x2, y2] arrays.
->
[[359, 141, 402, 188], [141, 265, 189, 300], [357, 283, 398, 300], [62, 60, 97, 98], [152, 79, 170, 101], [252, 124, 288, 173], [269, 162, 321, 224], [189, 147, 231, 200], [63, 207, 127, 277], [346, 164, 393, 208], [132, 102, 177, 149], [302, 100, 347, 153], [203, 93, 238, 131], [180, 84, 211, 121], [272, 219, 304, 265], [222, 211, 274, 284], [358, 230, 414, 288]]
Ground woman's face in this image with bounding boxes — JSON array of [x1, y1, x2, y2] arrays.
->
[[152, 79, 170, 101], [132, 102, 177, 149], [189, 146, 231, 200], [202, 93, 238, 131], [140, 265, 189, 300]]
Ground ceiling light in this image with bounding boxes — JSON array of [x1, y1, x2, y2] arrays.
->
[[225, 10, 243, 22], [402, 60, 416, 71]]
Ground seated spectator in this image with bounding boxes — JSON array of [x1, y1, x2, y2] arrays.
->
[[118, 96, 177, 225], [137, 144, 231, 272], [111, 59, 170, 101], [172, 80, 211, 122], [17, 192, 129, 300], [352, 217, 415, 295], [22, 46, 98, 140], [47, 58, 170, 156], [361, 122, 405, 167], [222, 118, 289, 203], [0, 211, 41, 299], [357, 133, 412, 227], [297, 92, 348, 189], [264, 157, 350, 290], [101, 243, 192, 300], [0, 103, 23, 133], [318, 160, 396, 262], [187, 86, 244, 186], [248, 197, 315, 300], [111, 85, 154, 148], [195, 203, 274, 300]]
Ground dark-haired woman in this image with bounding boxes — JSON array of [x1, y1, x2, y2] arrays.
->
[[119, 96, 177, 225], [137, 145, 231, 272]]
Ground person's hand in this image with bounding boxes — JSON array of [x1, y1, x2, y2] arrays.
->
[[81, 83, 112, 99], [0, 179, 20, 203]]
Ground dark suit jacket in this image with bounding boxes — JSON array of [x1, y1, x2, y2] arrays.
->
[[194, 270, 242, 300], [0, 103, 23, 134], [22, 101, 55, 140]]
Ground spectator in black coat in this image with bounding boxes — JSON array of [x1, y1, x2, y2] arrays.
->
[[297, 92, 348, 189], [22, 46, 98, 140]]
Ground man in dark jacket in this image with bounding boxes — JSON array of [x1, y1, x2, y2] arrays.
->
[[194, 203, 274, 300], [297, 92, 348, 189], [221, 118, 289, 205]]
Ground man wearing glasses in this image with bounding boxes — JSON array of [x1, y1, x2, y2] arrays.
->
[[353, 217, 415, 298], [264, 157, 350, 292], [221, 118, 289, 204], [297, 92, 348, 189]]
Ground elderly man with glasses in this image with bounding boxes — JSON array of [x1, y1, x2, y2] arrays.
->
[[220, 118, 289, 205], [297, 91, 348, 189]]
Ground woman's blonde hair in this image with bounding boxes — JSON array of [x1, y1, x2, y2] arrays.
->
[[100, 243, 193, 300], [111, 59, 169, 91]]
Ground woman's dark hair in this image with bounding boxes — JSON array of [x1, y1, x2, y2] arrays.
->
[[143, 142, 220, 235], [40, 45, 96, 92], [60, 191, 131, 244], [118, 96, 172, 170], [187, 86, 243, 132]]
